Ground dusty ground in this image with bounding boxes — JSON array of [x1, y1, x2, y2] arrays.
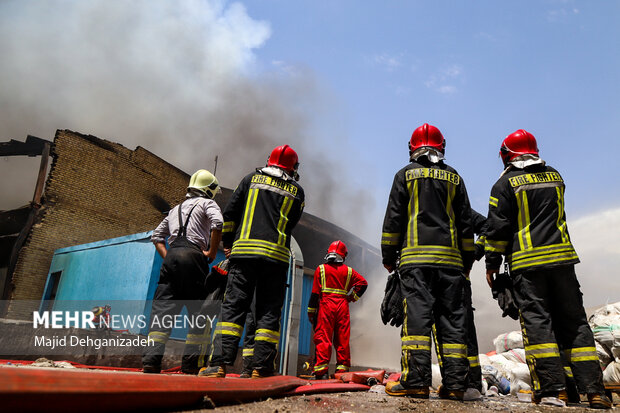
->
[[181, 389, 619, 413]]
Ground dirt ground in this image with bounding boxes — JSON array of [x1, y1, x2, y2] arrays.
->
[[181, 388, 618, 413]]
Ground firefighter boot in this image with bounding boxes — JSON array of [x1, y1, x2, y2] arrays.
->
[[437, 385, 464, 401], [588, 393, 613, 409], [142, 365, 161, 374], [251, 369, 276, 379], [385, 382, 429, 398], [198, 365, 226, 378]]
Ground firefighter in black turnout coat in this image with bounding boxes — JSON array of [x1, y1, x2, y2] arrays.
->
[[200, 145, 304, 378], [143, 170, 223, 374], [382, 124, 475, 400], [485, 129, 611, 409]]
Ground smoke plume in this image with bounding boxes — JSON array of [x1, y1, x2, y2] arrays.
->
[[0, 0, 379, 242]]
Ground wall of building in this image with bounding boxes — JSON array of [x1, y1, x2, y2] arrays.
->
[[7, 130, 189, 319]]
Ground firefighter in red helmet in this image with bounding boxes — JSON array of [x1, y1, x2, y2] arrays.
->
[[485, 130, 611, 409], [200, 145, 304, 379], [382, 123, 475, 400], [307, 240, 368, 379]]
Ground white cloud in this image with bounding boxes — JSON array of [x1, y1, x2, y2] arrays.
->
[[370, 53, 403, 72], [425, 64, 463, 94]]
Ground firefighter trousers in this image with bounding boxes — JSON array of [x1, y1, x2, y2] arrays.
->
[[313, 297, 351, 375], [241, 297, 257, 374], [209, 258, 288, 374], [142, 242, 211, 373], [399, 266, 468, 391], [512, 265, 605, 397], [433, 277, 481, 391]]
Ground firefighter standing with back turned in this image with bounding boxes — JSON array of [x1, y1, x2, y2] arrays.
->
[[200, 145, 304, 378], [484, 129, 611, 409], [143, 170, 223, 374], [381, 123, 475, 400], [307, 240, 368, 379]]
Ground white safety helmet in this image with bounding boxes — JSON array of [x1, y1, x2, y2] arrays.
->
[[188, 169, 221, 199]]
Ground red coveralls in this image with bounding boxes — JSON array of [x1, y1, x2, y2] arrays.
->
[[308, 262, 367, 376]]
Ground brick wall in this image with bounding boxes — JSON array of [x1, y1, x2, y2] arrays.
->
[[7, 130, 190, 319]]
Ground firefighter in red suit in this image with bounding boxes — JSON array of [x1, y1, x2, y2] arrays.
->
[[307, 241, 368, 379]]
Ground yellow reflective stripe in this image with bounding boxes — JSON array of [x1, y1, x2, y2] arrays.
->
[[148, 331, 169, 344], [461, 237, 475, 252], [222, 221, 236, 233], [446, 179, 457, 248], [468, 356, 480, 367], [336, 365, 349, 371], [556, 187, 569, 244], [485, 239, 508, 253], [215, 322, 243, 337], [402, 244, 462, 254], [231, 238, 291, 262], [401, 298, 409, 380], [516, 190, 533, 251], [276, 196, 293, 246], [307, 307, 317, 313], [185, 333, 210, 345], [322, 288, 347, 295], [314, 364, 328, 372], [431, 323, 443, 367], [510, 244, 579, 271], [564, 366, 574, 378], [402, 335, 431, 350], [242, 348, 254, 357], [525, 342, 560, 359], [381, 232, 400, 246], [400, 245, 464, 268], [320, 265, 326, 292], [564, 347, 598, 362], [442, 343, 467, 358], [240, 188, 259, 239], [407, 179, 420, 247], [344, 266, 352, 291], [256, 328, 280, 344], [351, 293, 360, 302], [489, 196, 498, 208]]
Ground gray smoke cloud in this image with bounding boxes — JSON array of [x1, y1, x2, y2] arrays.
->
[[0, 0, 378, 242]]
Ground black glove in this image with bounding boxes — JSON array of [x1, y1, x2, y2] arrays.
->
[[491, 271, 519, 320], [380, 271, 404, 327]]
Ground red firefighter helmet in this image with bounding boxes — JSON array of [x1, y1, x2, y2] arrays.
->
[[409, 123, 445, 154], [267, 145, 299, 174], [327, 240, 348, 259], [500, 129, 539, 165]]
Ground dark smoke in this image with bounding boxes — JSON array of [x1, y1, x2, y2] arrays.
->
[[0, 0, 379, 243]]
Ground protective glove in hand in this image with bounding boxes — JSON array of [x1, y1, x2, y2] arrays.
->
[[380, 271, 404, 327], [491, 271, 519, 320]]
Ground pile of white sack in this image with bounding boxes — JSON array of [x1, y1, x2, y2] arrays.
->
[[590, 301, 620, 384]]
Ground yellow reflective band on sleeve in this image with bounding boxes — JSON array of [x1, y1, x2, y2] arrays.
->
[[381, 232, 400, 246], [240, 188, 259, 239], [525, 342, 560, 359], [485, 239, 508, 253], [351, 293, 360, 302], [402, 335, 432, 351], [307, 307, 317, 313], [441, 343, 467, 358], [256, 328, 280, 344], [242, 348, 254, 357], [468, 355, 480, 367], [564, 346, 598, 362], [475, 236, 486, 248], [276, 196, 293, 246], [489, 196, 498, 208], [222, 221, 237, 233], [214, 322, 243, 338], [148, 331, 170, 344], [461, 237, 475, 252]]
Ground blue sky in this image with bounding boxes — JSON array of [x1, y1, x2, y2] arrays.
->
[[1, 0, 619, 358], [241, 0, 620, 219]]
